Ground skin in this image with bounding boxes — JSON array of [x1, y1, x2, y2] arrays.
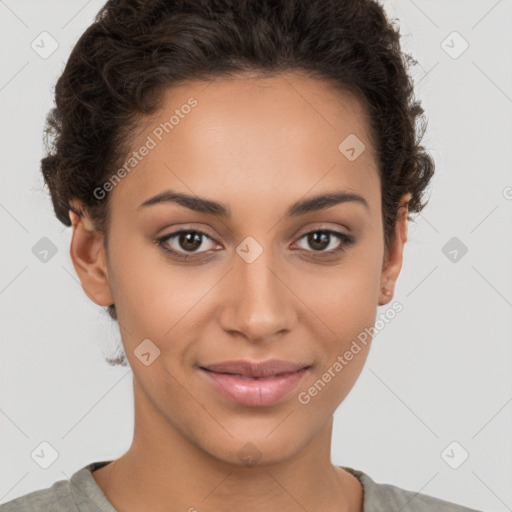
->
[[68, 71, 410, 512]]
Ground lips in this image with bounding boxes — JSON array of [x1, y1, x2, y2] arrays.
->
[[201, 359, 309, 378], [199, 359, 310, 406]]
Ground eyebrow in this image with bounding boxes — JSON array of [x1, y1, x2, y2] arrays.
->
[[137, 189, 369, 217]]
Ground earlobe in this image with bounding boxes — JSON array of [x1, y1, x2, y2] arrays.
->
[[68, 206, 114, 307]]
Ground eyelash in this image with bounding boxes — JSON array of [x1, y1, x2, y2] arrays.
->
[[155, 228, 355, 262]]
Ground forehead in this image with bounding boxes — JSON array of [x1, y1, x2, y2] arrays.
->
[[108, 71, 380, 216]]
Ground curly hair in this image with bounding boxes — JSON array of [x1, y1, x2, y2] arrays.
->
[[42, 0, 434, 341]]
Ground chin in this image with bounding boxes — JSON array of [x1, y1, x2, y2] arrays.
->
[[193, 423, 314, 469]]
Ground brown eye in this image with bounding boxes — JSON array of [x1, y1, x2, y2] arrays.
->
[[177, 231, 203, 252], [157, 229, 217, 260], [306, 231, 330, 251], [294, 230, 355, 255]]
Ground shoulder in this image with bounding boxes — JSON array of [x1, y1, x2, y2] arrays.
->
[[0, 479, 76, 512], [341, 466, 483, 512], [0, 460, 113, 512]]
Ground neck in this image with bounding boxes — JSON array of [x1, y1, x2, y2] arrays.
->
[[92, 379, 363, 512]]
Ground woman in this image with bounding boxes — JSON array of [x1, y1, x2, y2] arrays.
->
[[1, 0, 482, 510]]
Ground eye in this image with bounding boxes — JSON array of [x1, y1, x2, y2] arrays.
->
[[156, 227, 355, 262], [157, 229, 218, 260], [293, 229, 355, 256]]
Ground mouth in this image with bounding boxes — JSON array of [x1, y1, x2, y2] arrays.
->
[[199, 359, 311, 407]]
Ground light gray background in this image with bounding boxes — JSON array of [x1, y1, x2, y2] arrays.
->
[[1, 1, 511, 510]]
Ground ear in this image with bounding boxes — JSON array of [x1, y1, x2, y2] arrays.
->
[[68, 201, 114, 307], [378, 193, 411, 306]]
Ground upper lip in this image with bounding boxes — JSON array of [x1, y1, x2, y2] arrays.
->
[[200, 359, 310, 378]]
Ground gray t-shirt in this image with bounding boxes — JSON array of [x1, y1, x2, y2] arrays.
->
[[0, 460, 482, 511]]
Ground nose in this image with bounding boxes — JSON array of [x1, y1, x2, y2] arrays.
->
[[218, 246, 297, 344]]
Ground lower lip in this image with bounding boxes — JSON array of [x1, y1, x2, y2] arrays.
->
[[200, 368, 308, 407]]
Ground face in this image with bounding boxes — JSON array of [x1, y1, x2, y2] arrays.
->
[[70, 71, 408, 466]]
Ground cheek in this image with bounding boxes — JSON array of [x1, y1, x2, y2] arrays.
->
[[297, 275, 377, 415], [299, 242, 382, 398], [310, 245, 383, 334], [107, 227, 199, 324]]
